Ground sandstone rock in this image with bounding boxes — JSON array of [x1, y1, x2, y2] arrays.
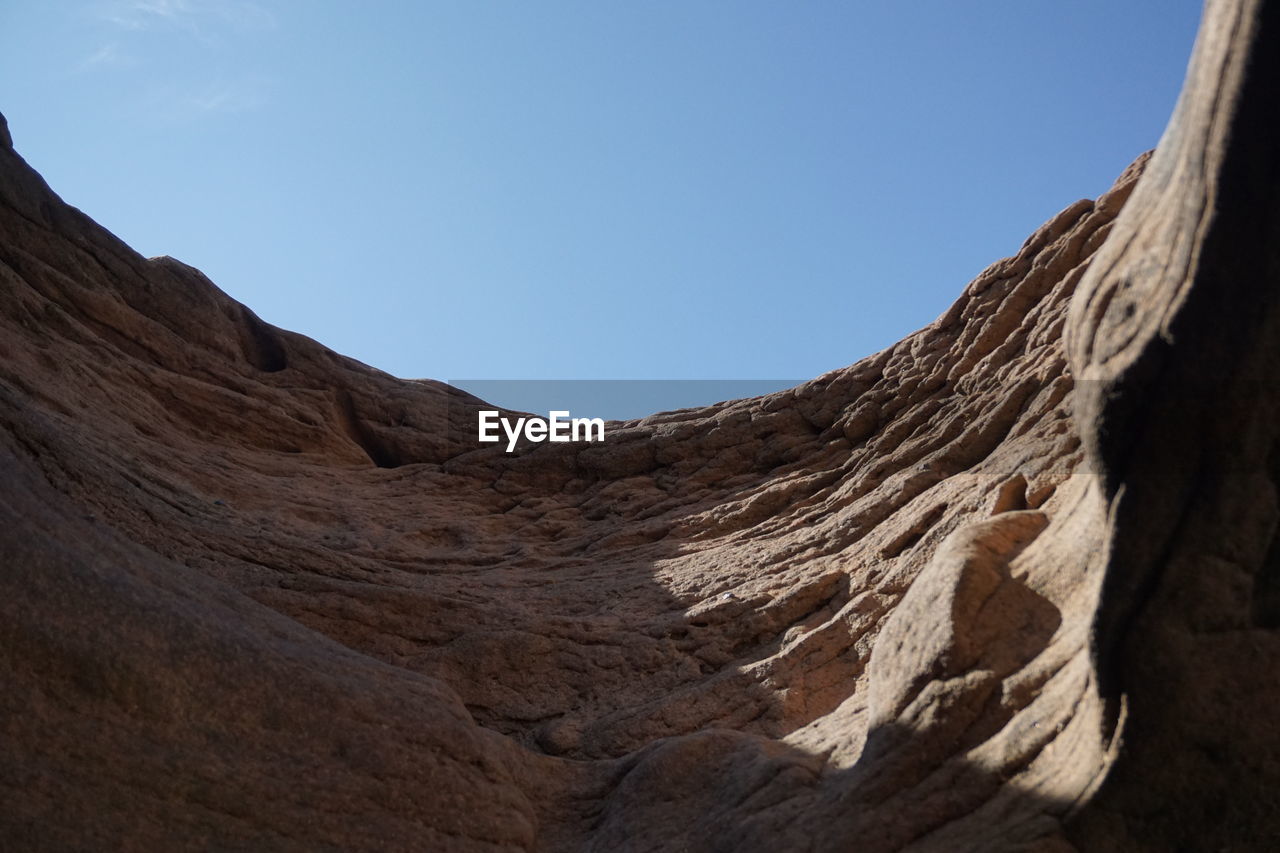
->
[[1, 0, 1277, 848]]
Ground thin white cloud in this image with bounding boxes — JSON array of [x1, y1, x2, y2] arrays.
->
[[98, 0, 192, 31], [77, 42, 132, 70], [136, 76, 271, 121], [128, 0, 192, 19], [95, 0, 275, 36], [183, 80, 267, 115], [81, 0, 278, 116]]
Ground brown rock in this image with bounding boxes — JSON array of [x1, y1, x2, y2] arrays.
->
[[2, 0, 1278, 848]]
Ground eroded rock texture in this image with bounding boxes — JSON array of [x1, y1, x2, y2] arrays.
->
[[2, 1, 1277, 849]]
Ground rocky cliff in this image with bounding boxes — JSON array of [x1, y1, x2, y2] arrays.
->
[[2, 1, 1278, 849]]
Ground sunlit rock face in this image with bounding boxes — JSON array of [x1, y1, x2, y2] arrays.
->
[[2, 2, 1278, 848]]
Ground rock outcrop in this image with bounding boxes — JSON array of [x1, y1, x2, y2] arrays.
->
[[2, 1, 1277, 849]]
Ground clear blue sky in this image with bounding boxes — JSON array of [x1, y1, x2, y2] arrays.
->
[[2, 2, 1201, 416]]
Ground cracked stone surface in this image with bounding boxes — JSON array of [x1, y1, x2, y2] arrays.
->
[[3, 1, 1279, 849]]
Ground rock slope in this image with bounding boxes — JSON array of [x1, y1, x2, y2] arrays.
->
[[2, 1, 1278, 848]]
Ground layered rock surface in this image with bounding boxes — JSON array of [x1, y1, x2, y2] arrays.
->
[[3, 1, 1278, 848]]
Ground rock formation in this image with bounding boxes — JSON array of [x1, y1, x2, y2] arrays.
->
[[2, 0, 1277, 849]]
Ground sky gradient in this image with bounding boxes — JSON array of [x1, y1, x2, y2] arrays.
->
[[1, 2, 1203, 417]]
